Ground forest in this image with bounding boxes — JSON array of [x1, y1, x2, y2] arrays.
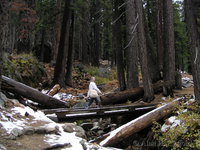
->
[[0, 0, 200, 150]]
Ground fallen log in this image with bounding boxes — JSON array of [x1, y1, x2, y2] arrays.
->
[[1, 75, 69, 108], [47, 84, 61, 96], [100, 81, 171, 105], [98, 97, 184, 147]]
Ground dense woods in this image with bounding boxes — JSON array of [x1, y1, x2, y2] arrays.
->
[[0, 0, 200, 104], [0, 1, 200, 149]]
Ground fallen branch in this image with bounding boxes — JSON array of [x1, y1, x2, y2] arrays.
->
[[98, 97, 184, 147], [1, 76, 69, 108]]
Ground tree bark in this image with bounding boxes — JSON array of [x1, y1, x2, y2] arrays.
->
[[156, 0, 164, 73], [113, 0, 126, 91], [135, 0, 154, 102], [0, 0, 6, 102], [52, 0, 62, 63], [163, 0, 175, 96], [125, 0, 139, 89], [53, 0, 72, 87], [143, 7, 161, 83], [65, 10, 75, 87], [40, 29, 46, 62], [99, 97, 184, 147], [101, 81, 171, 105], [184, 0, 200, 104], [1, 76, 69, 108], [81, 1, 90, 65]]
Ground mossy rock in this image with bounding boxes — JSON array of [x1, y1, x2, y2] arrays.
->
[[2, 53, 46, 87]]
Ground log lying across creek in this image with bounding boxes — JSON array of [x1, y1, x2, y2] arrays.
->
[[97, 97, 184, 147], [100, 81, 172, 105], [1, 75, 69, 108]]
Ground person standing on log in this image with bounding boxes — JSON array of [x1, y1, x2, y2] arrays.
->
[[86, 77, 102, 108]]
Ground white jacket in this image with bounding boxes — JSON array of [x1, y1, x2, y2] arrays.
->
[[87, 82, 102, 97]]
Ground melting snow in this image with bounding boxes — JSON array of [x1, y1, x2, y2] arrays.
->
[[0, 105, 120, 150]]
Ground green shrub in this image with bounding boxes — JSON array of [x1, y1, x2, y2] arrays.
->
[[84, 66, 99, 76], [152, 101, 200, 150], [84, 65, 117, 80], [95, 76, 110, 85], [2, 53, 46, 87]]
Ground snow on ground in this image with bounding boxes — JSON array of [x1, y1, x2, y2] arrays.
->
[[0, 103, 121, 150]]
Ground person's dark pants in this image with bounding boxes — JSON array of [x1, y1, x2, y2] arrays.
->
[[88, 96, 101, 107]]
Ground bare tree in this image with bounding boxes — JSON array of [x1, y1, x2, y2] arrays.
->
[[184, 0, 200, 104]]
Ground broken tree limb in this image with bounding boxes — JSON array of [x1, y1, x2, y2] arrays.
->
[[47, 84, 61, 96], [98, 97, 184, 147], [1, 75, 69, 108], [100, 81, 172, 105]]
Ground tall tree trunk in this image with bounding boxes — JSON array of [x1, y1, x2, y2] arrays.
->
[[65, 10, 75, 87], [53, 0, 72, 87], [93, 16, 100, 66], [0, 0, 6, 102], [52, 0, 62, 63], [163, 0, 175, 96], [40, 29, 46, 62], [125, 0, 139, 89], [135, 0, 154, 102], [184, 0, 200, 104], [156, 0, 164, 73], [143, 8, 161, 83], [90, 1, 100, 67], [81, 1, 90, 65], [113, 0, 126, 91]]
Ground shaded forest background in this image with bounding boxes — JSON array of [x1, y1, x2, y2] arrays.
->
[[0, 0, 200, 103]]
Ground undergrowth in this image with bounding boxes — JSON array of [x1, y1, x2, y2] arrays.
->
[[2, 53, 46, 87], [152, 100, 200, 150], [84, 65, 117, 84]]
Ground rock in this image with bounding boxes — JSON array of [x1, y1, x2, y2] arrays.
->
[[63, 123, 86, 139], [10, 127, 23, 137], [161, 124, 171, 132], [75, 126, 86, 139], [34, 126, 58, 134], [0, 99, 5, 108], [98, 67, 111, 78], [168, 116, 176, 124], [63, 123, 77, 133], [0, 92, 8, 102], [23, 128, 35, 135], [80, 139, 87, 150], [97, 130, 104, 135], [0, 92, 7, 108], [0, 144, 7, 150]]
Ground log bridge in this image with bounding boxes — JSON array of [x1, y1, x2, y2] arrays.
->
[[43, 103, 156, 121]]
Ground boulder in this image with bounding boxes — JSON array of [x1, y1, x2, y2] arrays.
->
[[62, 123, 86, 139], [10, 127, 23, 137]]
